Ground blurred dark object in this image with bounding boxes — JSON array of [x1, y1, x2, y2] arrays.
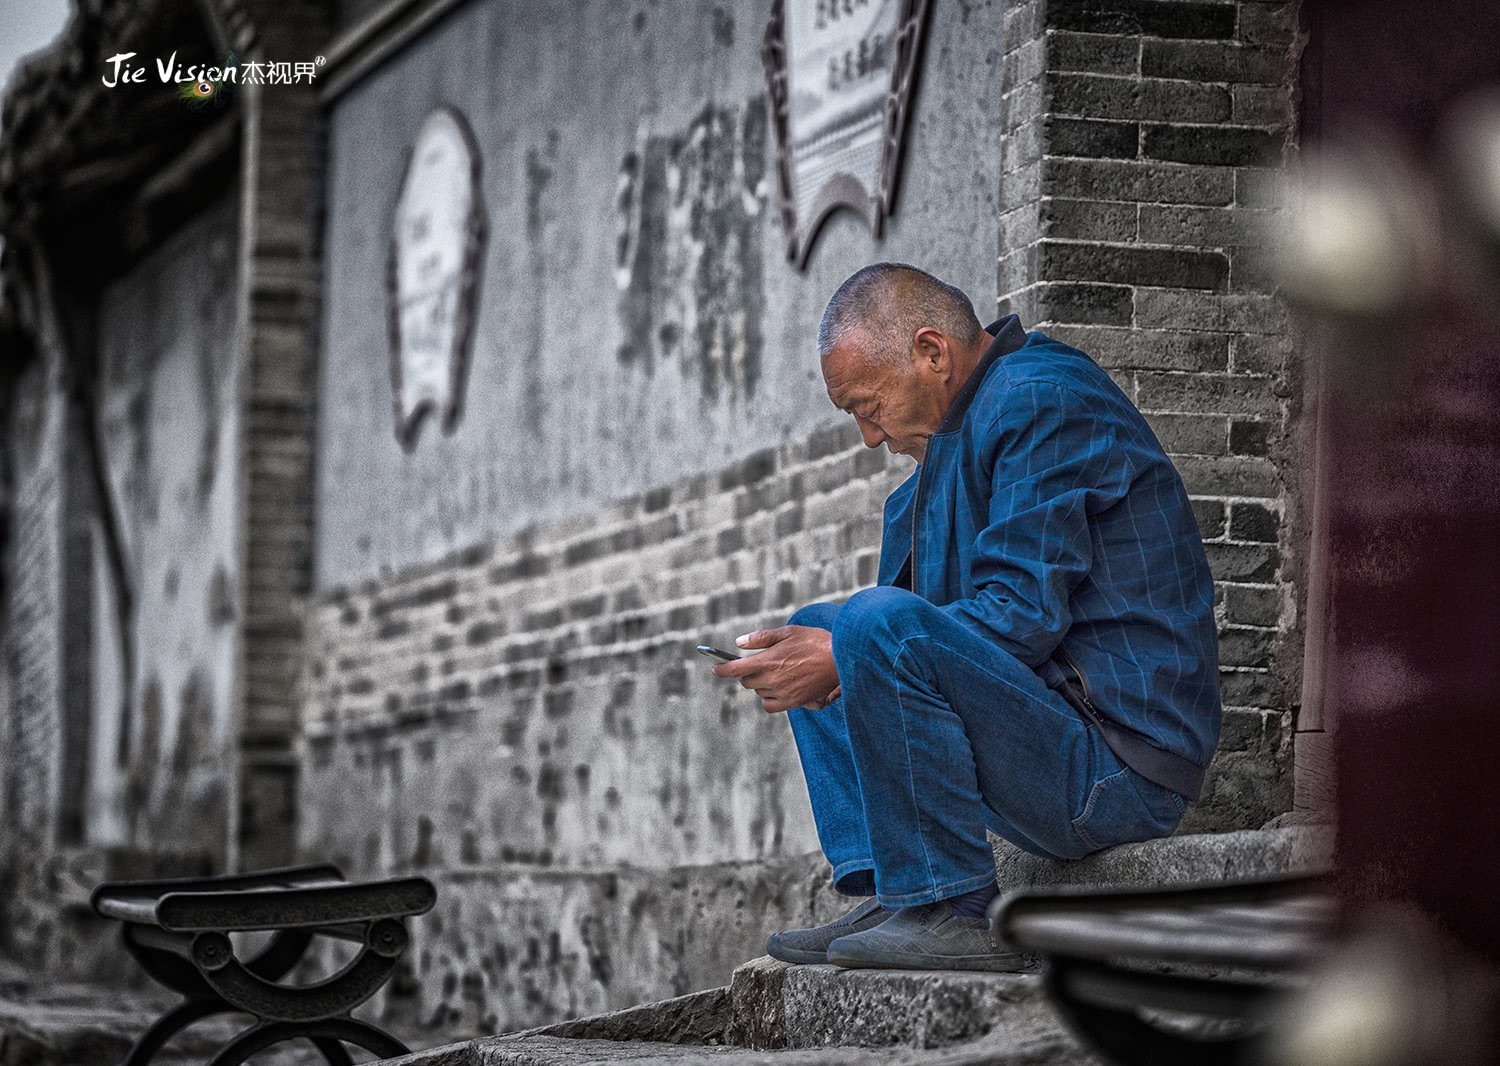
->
[[1274, 0, 1500, 1062], [1302, 0, 1500, 968], [91, 864, 435, 1066], [994, 875, 1334, 1065], [1261, 904, 1500, 1066]]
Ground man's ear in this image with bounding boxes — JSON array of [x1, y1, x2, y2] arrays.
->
[[911, 327, 949, 373]]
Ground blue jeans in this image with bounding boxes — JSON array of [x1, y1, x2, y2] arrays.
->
[[786, 588, 1187, 907]]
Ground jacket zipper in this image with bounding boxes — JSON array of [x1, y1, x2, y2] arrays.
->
[[1059, 645, 1099, 713], [909, 462, 926, 599]]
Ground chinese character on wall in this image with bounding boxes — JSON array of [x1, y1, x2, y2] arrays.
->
[[762, 0, 933, 267]]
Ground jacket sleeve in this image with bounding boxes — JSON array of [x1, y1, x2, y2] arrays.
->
[[940, 381, 1135, 667]]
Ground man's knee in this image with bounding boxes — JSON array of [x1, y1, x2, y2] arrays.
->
[[831, 585, 929, 658], [787, 601, 840, 632]]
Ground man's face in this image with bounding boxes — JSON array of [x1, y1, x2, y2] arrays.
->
[[822, 337, 950, 462]]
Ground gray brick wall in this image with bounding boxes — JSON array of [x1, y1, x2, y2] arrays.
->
[[297, 422, 918, 1025], [301, 422, 904, 878], [235, 0, 331, 870], [998, 0, 1303, 827], [300, 424, 911, 1025], [2, 352, 64, 960]]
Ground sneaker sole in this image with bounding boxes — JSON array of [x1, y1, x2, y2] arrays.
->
[[765, 941, 829, 965], [827, 943, 1031, 972]]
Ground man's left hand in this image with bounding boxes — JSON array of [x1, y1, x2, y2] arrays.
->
[[711, 625, 841, 714]]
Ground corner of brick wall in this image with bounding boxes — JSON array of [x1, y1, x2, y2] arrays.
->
[[998, 0, 1305, 830], [234, 2, 332, 871]]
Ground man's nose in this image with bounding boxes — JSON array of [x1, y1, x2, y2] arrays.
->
[[854, 416, 885, 449]]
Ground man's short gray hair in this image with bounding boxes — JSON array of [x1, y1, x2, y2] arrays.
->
[[817, 263, 984, 367]]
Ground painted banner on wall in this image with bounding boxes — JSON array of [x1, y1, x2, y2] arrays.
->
[[762, 0, 932, 268]]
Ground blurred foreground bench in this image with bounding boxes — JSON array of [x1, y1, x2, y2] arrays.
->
[[91, 863, 435, 1066], [994, 873, 1334, 1065]]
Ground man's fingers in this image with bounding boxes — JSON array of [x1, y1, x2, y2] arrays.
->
[[711, 656, 761, 679], [735, 626, 792, 649], [760, 695, 793, 714]]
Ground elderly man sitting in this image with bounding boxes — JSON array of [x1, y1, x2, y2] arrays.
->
[[713, 263, 1221, 971]]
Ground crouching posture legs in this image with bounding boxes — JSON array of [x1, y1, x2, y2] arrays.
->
[[764, 587, 1185, 970]]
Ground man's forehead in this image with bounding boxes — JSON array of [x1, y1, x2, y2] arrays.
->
[[821, 345, 874, 406]]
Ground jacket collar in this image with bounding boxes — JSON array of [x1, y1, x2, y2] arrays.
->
[[934, 315, 1028, 435]]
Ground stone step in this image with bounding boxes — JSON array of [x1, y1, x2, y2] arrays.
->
[[376, 825, 1328, 1064], [726, 958, 1052, 1051], [380, 1027, 1091, 1065]]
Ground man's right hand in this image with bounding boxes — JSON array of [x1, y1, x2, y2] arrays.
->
[[710, 625, 841, 714]]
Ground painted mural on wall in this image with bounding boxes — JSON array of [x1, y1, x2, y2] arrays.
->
[[614, 102, 769, 403], [387, 105, 488, 449], [762, 0, 932, 267]]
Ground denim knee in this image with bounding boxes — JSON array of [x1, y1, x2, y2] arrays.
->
[[831, 585, 925, 658], [788, 601, 841, 632]]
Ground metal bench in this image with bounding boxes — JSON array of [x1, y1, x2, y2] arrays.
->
[[993, 874, 1335, 1065], [91, 863, 436, 1066]]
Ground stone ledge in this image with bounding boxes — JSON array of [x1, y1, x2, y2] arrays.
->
[[518, 987, 731, 1045], [990, 823, 1332, 891], [379, 1028, 1091, 1065], [727, 958, 1049, 1052]]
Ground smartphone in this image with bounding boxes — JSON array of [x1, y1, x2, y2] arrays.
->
[[695, 644, 741, 661]]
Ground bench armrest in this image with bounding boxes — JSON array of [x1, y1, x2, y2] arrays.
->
[[155, 877, 436, 932], [91, 863, 345, 920]]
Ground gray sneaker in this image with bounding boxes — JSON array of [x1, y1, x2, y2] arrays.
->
[[826, 899, 1030, 971], [766, 897, 893, 964]]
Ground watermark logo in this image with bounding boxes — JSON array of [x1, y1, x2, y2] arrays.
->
[[178, 53, 236, 109], [102, 50, 326, 102]]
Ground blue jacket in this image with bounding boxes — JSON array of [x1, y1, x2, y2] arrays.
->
[[877, 316, 1222, 791]]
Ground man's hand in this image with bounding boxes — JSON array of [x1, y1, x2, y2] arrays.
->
[[711, 625, 841, 714]]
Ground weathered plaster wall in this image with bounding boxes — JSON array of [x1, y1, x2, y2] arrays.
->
[[89, 195, 245, 857], [314, 0, 1006, 589]]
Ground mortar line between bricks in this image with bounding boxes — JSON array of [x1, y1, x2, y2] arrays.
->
[[1026, 235, 1275, 253], [1045, 68, 1250, 86], [1208, 496, 1286, 507], [1081, 118, 1288, 132]]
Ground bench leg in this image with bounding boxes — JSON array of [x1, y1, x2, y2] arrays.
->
[[1044, 958, 1260, 1066], [205, 1017, 409, 1066], [311, 1038, 353, 1066], [122, 999, 244, 1066]]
